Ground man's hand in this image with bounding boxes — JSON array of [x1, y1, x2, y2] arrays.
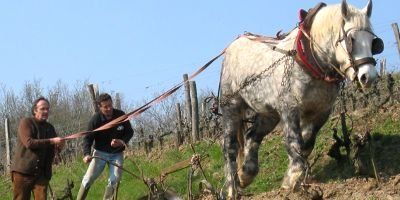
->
[[111, 139, 125, 148], [50, 137, 65, 149], [83, 155, 92, 164]]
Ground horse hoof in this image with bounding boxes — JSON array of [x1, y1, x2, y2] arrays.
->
[[281, 175, 301, 192], [238, 171, 256, 188], [238, 161, 259, 188]]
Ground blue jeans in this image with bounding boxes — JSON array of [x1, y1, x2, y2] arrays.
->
[[81, 150, 124, 189]]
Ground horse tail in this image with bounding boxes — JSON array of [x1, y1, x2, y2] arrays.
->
[[236, 113, 247, 176]]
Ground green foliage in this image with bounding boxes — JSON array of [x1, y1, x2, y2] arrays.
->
[[245, 135, 288, 193], [0, 175, 12, 199]]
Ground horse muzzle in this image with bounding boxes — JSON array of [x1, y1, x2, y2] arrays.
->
[[354, 57, 378, 88], [343, 57, 378, 88]]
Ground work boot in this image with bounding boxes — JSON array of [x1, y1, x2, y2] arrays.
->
[[103, 186, 115, 200], [76, 185, 90, 200]]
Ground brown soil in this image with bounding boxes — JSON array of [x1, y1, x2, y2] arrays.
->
[[197, 174, 400, 200], [242, 174, 400, 200]]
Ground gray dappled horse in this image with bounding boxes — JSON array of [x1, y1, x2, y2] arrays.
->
[[219, 0, 383, 198]]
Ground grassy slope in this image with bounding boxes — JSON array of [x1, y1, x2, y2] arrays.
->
[[0, 104, 399, 199]]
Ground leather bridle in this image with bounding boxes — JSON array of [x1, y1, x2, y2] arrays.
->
[[336, 20, 383, 76]]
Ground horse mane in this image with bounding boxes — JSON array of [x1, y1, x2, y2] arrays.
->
[[311, 3, 372, 42]]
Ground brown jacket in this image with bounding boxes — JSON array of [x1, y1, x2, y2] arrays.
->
[[11, 117, 57, 179]]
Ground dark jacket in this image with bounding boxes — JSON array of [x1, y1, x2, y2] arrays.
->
[[11, 117, 57, 179], [83, 109, 134, 156]]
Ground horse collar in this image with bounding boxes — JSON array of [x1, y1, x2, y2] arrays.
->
[[295, 3, 344, 83]]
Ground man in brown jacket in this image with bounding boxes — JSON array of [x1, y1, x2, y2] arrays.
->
[[11, 97, 65, 200]]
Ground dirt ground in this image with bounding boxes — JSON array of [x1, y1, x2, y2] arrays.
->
[[198, 174, 400, 200], [242, 174, 400, 200]]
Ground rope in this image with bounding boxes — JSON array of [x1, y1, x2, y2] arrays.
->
[[91, 156, 141, 180], [63, 51, 225, 140]]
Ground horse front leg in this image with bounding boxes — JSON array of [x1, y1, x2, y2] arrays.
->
[[300, 110, 331, 159], [238, 112, 280, 188], [281, 109, 331, 190], [281, 109, 306, 191]]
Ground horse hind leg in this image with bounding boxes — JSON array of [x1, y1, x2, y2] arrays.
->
[[238, 112, 280, 188], [221, 100, 245, 199]]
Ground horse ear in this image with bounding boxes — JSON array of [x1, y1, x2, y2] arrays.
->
[[341, 0, 350, 20], [362, 0, 373, 18]]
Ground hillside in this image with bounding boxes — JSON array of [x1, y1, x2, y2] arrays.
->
[[0, 75, 399, 199], [0, 104, 399, 199]]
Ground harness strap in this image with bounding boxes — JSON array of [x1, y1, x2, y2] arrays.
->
[[295, 26, 325, 79], [302, 2, 327, 29], [353, 57, 377, 68], [243, 33, 296, 56], [271, 46, 297, 56]]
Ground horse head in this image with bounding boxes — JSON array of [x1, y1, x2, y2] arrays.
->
[[312, 0, 383, 88], [336, 0, 383, 88]]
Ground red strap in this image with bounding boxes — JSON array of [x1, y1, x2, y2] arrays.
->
[[295, 23, 324, 79]]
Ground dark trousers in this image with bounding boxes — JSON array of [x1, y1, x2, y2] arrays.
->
[[12, 172, 49, 200]]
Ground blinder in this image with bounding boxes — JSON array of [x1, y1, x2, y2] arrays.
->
[[343, 31, 384, 55], [371, 37, 384, 55]]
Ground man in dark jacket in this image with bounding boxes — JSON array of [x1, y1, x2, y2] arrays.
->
[[11, 97, 65, 200], [77, 93, 133, 200]]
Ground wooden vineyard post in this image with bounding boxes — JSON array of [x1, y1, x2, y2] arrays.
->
[[87, 84, 99, 113], [190, 81, 199, 141], [176, 103, 183, 147], [4, 118, 11, 174]]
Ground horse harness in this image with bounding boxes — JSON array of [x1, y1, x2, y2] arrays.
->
[[217, 3, 337, 107], [241, 3, 343, 83], [243, 2, 384, 84], [216, 2, 384, 110]]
